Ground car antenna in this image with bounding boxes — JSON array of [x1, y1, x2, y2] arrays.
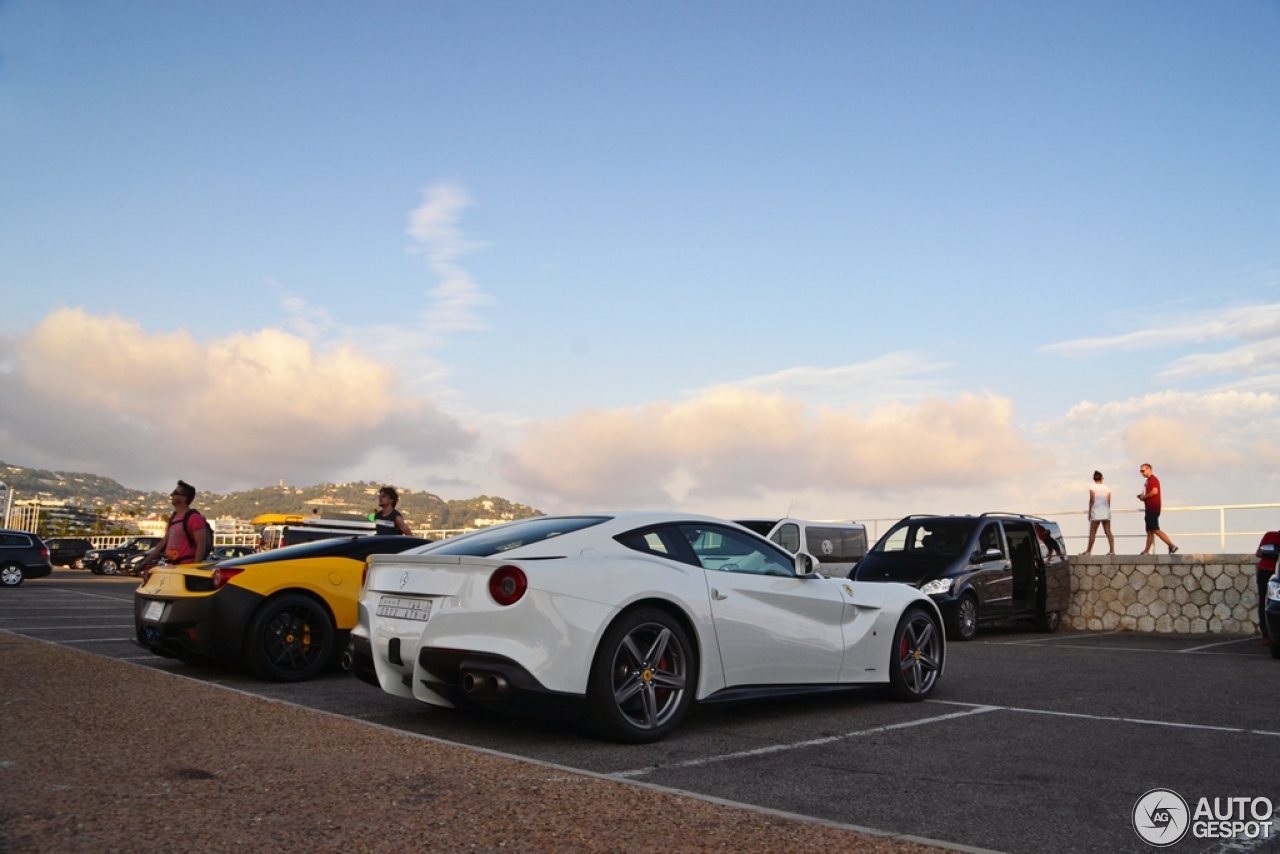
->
[[785, 499, 794, 517]]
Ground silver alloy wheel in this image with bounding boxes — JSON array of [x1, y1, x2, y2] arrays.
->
[[894, 611, 942, 697], [101, 559, 118, 576], [955, 595, 978, 640], [0, 564, 23, 587], [609, 621, 689, 732]]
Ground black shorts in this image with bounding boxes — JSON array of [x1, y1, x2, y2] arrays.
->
[[1144, 510, 1161, 532]]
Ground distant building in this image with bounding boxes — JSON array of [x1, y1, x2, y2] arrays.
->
[[6, 500, 104, 536]]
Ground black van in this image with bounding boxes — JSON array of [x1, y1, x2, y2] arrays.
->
[[852, 513, 1070, 640]]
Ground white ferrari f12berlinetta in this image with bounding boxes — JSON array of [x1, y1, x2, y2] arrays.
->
[[348, 512, 944, 743]]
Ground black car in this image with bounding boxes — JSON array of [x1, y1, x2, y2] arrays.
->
[[0, 528, 54, 587], [206, 545, 257, 561], [852, 513, 1070, 640], [45, 537, 95, 568], [83, 537, 161, 576]]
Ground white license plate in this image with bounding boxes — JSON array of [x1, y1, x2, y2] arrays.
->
[[143, 600, 165, 622], [376, 596, 432, 621]]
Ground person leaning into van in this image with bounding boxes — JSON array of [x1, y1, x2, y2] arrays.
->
[[1084, 471, 1115, 555], [143, 480, 210, 566], [374, 486, 413, 536]]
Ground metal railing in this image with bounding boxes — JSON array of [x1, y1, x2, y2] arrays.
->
[[87, 534, 259, 549], [859, 504, 1280, 555]]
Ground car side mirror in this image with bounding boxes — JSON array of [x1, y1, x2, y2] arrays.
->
[[795, 552, 819, 576]]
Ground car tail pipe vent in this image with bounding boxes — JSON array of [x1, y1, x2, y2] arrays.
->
[[460, 669, 510, 697], [340, 650, 354, 672]]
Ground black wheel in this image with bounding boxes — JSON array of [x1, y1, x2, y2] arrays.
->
[[0, 563, 24, 588], [245, 594, 335, 682], [100, 559, 119, 576], [946, 592, 979, 641], [888, 607, 943, 701], [1035, 610, 1061, 633], [587, 608, 697, 743]]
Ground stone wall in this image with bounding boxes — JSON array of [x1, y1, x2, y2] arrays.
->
[[1065, 554, 1261, 634]]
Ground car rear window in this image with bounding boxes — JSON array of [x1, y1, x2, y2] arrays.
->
[[218, 536, 426, 565], [415, 516, 609, 557]]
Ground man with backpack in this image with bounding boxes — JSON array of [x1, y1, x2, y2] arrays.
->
[[143, 480, 212, 566]]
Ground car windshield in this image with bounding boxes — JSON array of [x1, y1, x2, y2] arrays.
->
[[414, 516, 610, 557], [873, 519, 976, 555]]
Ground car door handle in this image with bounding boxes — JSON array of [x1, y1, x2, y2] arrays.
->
[[711, 588, 728, 600]]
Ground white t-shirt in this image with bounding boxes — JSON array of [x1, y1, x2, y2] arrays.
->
[[1089, 484, 1112, 521]]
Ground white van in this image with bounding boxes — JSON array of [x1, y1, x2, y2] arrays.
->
[[255, 515, 376, 551], [734, 517, 869, 577]]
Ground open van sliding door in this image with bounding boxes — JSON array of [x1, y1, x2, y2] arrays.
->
[[1002, 522, 1040, 618]]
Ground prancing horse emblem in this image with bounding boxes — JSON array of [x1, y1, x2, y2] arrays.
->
[[399, 571, 409, 590]]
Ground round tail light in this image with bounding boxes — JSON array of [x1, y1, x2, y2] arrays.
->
[[488, 565, 527, 606]]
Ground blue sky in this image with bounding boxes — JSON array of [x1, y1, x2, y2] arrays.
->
[[2, 2, 1278, 545]]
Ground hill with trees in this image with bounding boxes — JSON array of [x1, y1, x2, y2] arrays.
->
[[0, 461, 541, 529]]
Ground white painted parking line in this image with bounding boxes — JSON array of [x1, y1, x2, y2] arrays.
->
[[0, 606, 129, 612], [613, 705, 1001, 778], [999, 642, 1263, 657], [59, 638, 135, 644], [1179, 636, 1258, 652], [996, 631, 1123, 645], [931, 700, 1280, 738], [4, 625, 135, 631]]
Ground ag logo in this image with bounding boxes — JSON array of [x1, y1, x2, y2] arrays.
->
[[1133, 788, 1189, 847], [821, 539, 834, 555]]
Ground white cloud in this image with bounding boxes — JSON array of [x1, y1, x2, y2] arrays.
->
[[407, 183, 494, 335], [0, 308, 475, 491], [729, 352, 950, 411], [500, 385, 1037, 509], [1043, 302, 1280, 358], [1159, 338, 1280, 379]]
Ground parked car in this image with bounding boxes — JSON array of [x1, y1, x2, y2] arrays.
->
[[734, 518, 868, 577], [207, 545, 257, 561], [83, 537, 162, 576], [1256, 532, 1278, 658], [134, 535, 429, 680], [122, 550, 151, 577], [0, 529, 53, 587], [348, 512, 944, 743], [852, 513, 1070, 641], [45, 537, 95, 569], [1266, 575, 1280, 660]]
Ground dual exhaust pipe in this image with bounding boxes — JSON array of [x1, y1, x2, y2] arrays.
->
[[461, 669, 511, 698]]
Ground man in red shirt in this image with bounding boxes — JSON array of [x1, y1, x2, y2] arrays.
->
[[1137, 463, 1178, 555], [143, 480, 209, 566]]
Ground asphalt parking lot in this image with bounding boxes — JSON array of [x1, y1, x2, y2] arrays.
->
[[4, 568, 1279, 854]]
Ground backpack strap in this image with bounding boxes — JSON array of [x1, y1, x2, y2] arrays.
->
[[181, 510, 207, 556]]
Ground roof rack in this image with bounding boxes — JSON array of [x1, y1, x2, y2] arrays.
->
[[978, 511, 1050, 523]]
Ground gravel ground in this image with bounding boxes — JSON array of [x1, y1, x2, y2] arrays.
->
[[0, 633, 955, 854]]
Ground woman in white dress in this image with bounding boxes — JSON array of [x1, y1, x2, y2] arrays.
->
[[1085, 470, 1115, 555]]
